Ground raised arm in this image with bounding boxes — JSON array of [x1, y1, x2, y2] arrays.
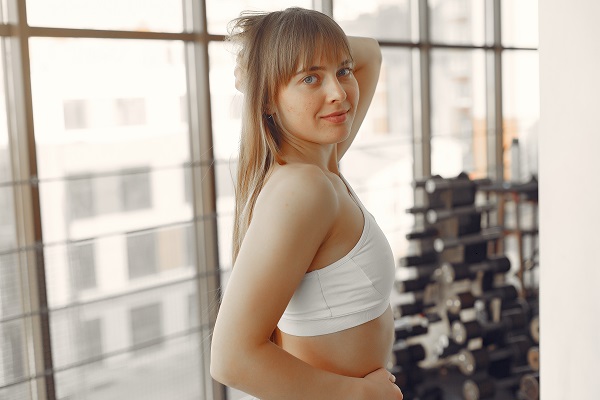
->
[[337, 36, 383, 161], [210, 167, 401, 400]]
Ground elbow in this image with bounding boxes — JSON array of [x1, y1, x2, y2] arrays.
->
[[210, 338, 246, 388], [210, 343, 236, 386]]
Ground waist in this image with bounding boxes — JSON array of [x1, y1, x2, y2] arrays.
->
[[275, 306, 394, 377]]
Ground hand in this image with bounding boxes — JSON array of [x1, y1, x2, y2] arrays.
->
[[234, 52, 246, 93], [363, 368, 403, 400]]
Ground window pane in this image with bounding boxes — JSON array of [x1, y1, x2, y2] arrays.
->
[[503, 50, 539, 181], [429, 0, 485, 46], [54, 332, 202, 400], [334, 0, 412, 41], [208, 41, 239, 270], [205, 0, 313, 35], [130, 303, 163, 352], [48, 280, 202, 399], [26, 0, 184, 32], [68, 241, 97, 292], [431, 49, 487, 178], [0, 48, 17, 254], [29, 38, 190, 181], [127, 231, 158, 279], [342, 48, 414, 260], [502, 0, 539, 48]]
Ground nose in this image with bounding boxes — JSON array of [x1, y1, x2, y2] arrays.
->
[[325, 77, 347, 103]]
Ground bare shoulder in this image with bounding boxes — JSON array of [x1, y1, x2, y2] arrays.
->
[[253, 164, 339, 227]]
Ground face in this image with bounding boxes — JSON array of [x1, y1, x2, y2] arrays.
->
[[274, 54, 359, 148]]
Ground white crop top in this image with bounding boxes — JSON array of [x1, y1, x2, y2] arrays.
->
[[277, 177, 395, 336]]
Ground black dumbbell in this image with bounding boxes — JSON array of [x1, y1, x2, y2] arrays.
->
[[395, 320, 429, 342], [436, 256, 511, 284], [451, 307, 527, 345], [426, 203, 495, 224], [454, 336, 531, 376], [517, 372, 539, 400], [434, 227, 503, 253], [527, 346, 539, 371], [392, 343, 426, 367], [399, 252, 438, 268], [463, 368, 532, 400]]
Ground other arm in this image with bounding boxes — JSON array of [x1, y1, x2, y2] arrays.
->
[[337, 36, 382, 161]]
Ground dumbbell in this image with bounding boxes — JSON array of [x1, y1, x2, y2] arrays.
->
[[390, 365, 440, 387], [451, 307, 527, 345], [454, 336, 531, 376], [393, 300, 433, 318], [529, 315, 539, 344], [392, 343, 426, 367], [426, 204, 495, 224], [406, 227, 439, 240], [395, 322, 429, 343], [527, 346, 539, 371], [399, 252, 438, 268], [395, 263, 438, 293], [446, 284, 519, 316], [435, 335, 465, 358], [517, 372, 539, 400], [435, 256, 511, 284], [434, 227, 503, 253], [463, 368, 533, 400]]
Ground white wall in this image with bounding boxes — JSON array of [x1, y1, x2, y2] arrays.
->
[[539, 1, 600, 399]]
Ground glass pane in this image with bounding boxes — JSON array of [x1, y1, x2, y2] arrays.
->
[[0, 46, 17, 254], [0, 318, 28, 387], [54, 332, 202, 400], [26, 0, 184, 32], [431, 49, 487, 178], [0, 380, 35, 400], [334, 0, 412, 41], [205, 0, 313, 35], [429, 0, 485, 45], [29, 38, 190, 181], [44, 223, 196, 308], [342, 48, 414, 260], [502, 0, 539, 48], [208, 41, 239, 270], [502, 50, 539, 182]]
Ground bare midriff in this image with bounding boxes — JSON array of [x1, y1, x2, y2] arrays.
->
[[274, 305, 394, 378]]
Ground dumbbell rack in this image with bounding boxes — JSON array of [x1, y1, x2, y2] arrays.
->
[[389, 173, 539, 400]]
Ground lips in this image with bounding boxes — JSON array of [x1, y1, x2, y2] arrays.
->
[[321, 110, 349, 123]]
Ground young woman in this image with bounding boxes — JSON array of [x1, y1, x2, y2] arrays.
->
[[210, 8, 403, 400]]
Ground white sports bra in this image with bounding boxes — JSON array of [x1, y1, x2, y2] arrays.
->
[[277, 176, 395, 336]]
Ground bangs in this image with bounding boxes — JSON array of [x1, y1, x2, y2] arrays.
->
[[272, 10, 352, 86]]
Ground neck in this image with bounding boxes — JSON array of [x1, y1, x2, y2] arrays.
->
[[279, 139, 340, 174]]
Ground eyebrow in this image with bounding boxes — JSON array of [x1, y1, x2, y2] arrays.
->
[[294, 59, 353, 76]]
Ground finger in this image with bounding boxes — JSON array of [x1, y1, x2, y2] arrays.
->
[[389, 372, 396, 383]]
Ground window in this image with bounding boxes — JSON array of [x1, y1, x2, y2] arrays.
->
[[115, 98, 146, 126], [126, 231, 157, 279], [63, 99, 91, 130], [77, 318, 103, 363], [130, 303, 163, 354], [121, 168, 152, 211], [68, 241, 97, 291], [66, 176, 95, 219]]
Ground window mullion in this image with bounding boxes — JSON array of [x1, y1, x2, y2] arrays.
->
[[4, 0, 55, 398], [182, 0, 224, 400]]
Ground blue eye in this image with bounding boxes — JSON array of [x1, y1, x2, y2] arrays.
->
[[337, 68, 352, 77], [303, 75, 317, 84]]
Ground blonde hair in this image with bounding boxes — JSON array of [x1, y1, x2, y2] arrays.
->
[[228, 8, 352, 262]]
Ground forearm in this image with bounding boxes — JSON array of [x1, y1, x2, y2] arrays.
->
[[212, 340, 367, 400], [338, 36, 382, 160]]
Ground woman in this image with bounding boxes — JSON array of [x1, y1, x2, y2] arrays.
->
[[211, 7, 403, 400]]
